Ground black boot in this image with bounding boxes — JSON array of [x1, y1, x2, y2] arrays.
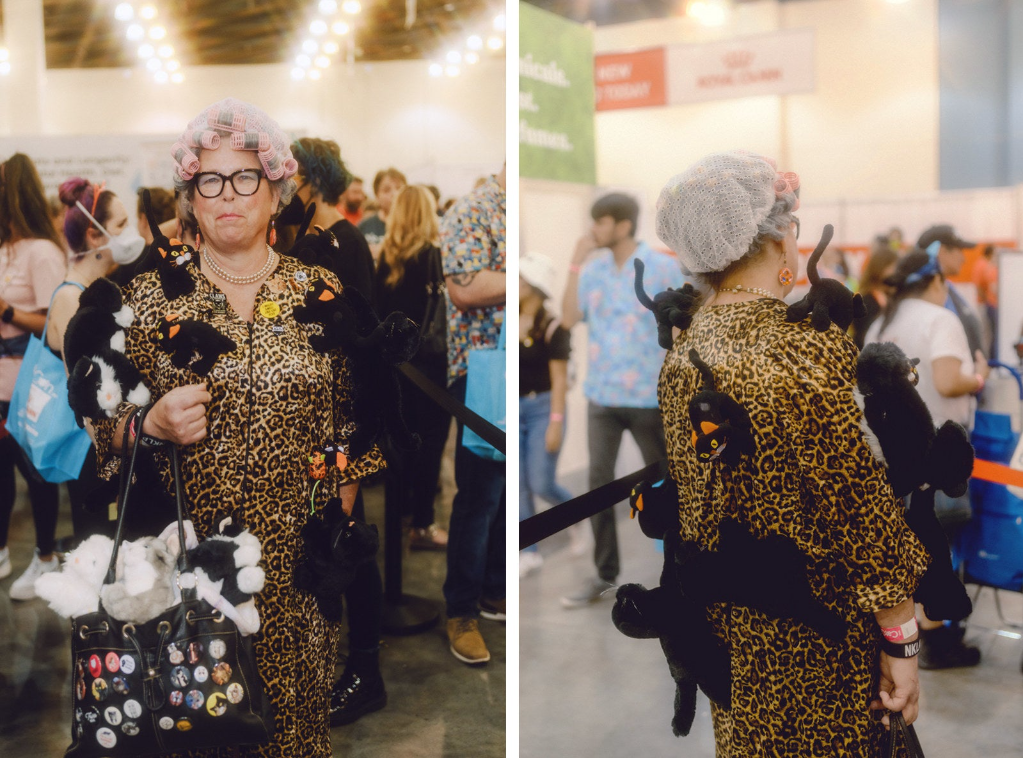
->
[[329, 649, 387, 727], [918, 625, 981, 670]]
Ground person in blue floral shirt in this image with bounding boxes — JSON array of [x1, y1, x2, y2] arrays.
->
[[560, 192, 682, 607], [439, 165, 506, 665]]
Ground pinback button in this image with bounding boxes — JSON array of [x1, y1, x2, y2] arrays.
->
[[159, 716, 174, 731], [122, 721, 140, 737], [170, 665, 190, 687], [295, 270, 308, 283], [211, 662, 232, 685], [176, 718, 193, 732], [209, 640, 227, 659], [76, 679, 87, 701], [188, 641, 203, 664], [119, 655, 136, 674], [186, 689, 205, 710], [88, 655, 102, 678], [104, 706, 122, 726], [226, 683, 244, 704], [168, 690, 183, 707], [84, 707, 100, 724], [206, 692, 228, 717], [105, 652, 120, 673], [96, 727, 117, 749], [92, 678, 109, 702], [259, 301, 281, 319], [193, 665, 209, 683], [112, 676, 130, 696], [124, 699, 142, 719]]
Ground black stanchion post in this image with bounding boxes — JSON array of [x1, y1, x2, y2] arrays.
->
[[380, 451, 440, 635]]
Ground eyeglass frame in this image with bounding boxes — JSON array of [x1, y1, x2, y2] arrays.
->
[[191, 168, 266, 199]]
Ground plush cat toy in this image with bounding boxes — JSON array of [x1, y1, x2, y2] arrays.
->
[[153, 313, 236, 376], [287, 202, 344, 273], [68, 351, 151, 425], [855, 341, 975, 620], [34, 534, 114, 618], [293, 278, 354, 353], [142, 189, 196, 301], [786, 224, 866, 332], [633, 259, 700, 349], [63, 278, 134, 367], [293, 498, 380, 622], [687, 349, 755, 465], [99, 536, 178, 624]]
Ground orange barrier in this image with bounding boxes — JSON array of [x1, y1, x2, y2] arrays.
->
[[972, 458, 1023, 489]]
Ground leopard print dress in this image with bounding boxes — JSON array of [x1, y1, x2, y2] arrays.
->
[[660, 299, 930, 757], [92, 256, 385, 757]]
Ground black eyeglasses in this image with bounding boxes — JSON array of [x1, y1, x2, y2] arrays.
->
[[193, 169, 265, 198]]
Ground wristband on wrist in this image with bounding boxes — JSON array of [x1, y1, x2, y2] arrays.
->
[[975, 373, 985, 394], [881, 617, 918, 642], [549, 413, 564, 422], [881, 637, 921, 658]]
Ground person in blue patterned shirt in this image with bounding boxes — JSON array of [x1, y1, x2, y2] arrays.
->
[[560, 192, 682, 607], [439, 165, 506, 665]]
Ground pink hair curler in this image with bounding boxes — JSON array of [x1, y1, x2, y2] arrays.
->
[[208, 108, 246, 133], [171, 142, 200, 179], [185, 130, 221, 150], [232, 132, 270, 151]]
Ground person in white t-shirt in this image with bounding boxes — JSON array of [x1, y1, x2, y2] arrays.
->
[[865, 245, 989, 670]]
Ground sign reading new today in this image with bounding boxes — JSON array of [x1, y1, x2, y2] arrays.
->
[[519, 2, 596, 185]]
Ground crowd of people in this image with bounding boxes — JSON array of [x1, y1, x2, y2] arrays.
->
[[0, 97, 505, 756]]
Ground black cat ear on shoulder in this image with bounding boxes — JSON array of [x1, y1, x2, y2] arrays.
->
[[144, 189, 196, 301], [634, 258, 699, 349]]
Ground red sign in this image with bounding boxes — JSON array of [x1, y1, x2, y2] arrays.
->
[[594, 48, 667, 112]]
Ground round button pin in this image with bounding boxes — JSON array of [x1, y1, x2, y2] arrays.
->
[[206, 692, 228, 717], [185, 689, 205, 710], [176, 718, 193, 732], [84, 707, 100, 724], [119, 655, 136, 675], [105, 652, 120, 673], [91, 678, 109, 702], [122, 721, 140, 737], [168, 690, 183, 707], [104, 706, 122, 726], [168, 649, 184, 665], [211, 662, 232, 686], [112, 677, 130, 696], [295, 270, 308, 283], [124, 699, 142, 719], [193, 665, 209, 683], [209, 640, 227, 659], [76, 678, 86, 701], [259, 301, 281, 319], [88, 655, 102, 678], [170, 666, 190, 688], [159, 716, 174, 731], [226, 683, 244, 704], [96, 727, 117, 749], [188, 641, 204, 665]]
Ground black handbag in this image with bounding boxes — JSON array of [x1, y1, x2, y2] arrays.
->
[[886, 711, 925, 758], [416, 245, 448, 360], [66, 410, 273, 756]]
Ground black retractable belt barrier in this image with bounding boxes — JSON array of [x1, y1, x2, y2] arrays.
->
[[519, 459, 667, 550]]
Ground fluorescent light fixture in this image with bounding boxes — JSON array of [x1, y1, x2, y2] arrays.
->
[[139, 5, 157, 20], [342, 1, 361, 14], [158, 44, 174, 58], [310, 19, 328, 35], [149, 26, 166, 40], [493, 14, 506, 31], [137, 44, 155, 58], [332, 21, 350, 35], [302, 39, 318, 54], [465, 52, 479, 65], [466, 35, 483, 50], [486, 36, 503, 51], [126, 24, 145, 41], [319, 0, 339, 12], [114, 3, 134, 22], [323, 41, 339, 54], [296, 54, 312, 67], [446, 50, 461, 64]]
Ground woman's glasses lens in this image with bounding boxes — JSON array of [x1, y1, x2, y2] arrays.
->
[[195, 169, 263, 198]]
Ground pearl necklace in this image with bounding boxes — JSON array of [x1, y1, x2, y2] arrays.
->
[[717, 284, 780, 300], [203, 243, 276, 285]]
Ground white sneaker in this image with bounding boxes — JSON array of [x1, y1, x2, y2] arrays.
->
[[0, 547, 10, 580], [9, 549, 59, 601], [567, 522, 591, 558], [519, 551, 544, 578]]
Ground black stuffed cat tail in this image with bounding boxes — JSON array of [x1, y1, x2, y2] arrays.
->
[[689, 348, 716, 391], [143, 189, 196, 301], [785, 224, 867, 332], [633, 258, 699, 349], [296, 202, 316, 239]]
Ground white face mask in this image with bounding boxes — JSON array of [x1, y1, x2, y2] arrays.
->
[[75, 200, 146, 265]]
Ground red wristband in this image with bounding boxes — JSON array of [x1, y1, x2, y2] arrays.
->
[[881, 617, 918, 642]]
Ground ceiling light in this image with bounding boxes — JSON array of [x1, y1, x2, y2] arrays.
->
[[342, 1, 361, 14], [493, 14, 506, 31], [291, 67, 307, 80], [139, 4, 157, 20], [158, 44, 173, 58], [114, 3, 134, 22], [446, 50, 461, 64], [310, 19, 328, 35], [466, 35, 483, 50], [126, 24, 145, 41], [302, 39, 318, 54], [428, 63, 443, 77], [296, 54, 312, 67], [0, 48, 8, 62], [486, 36, 503, 51], [315, 55, 330, 68], [146, 57, 162, 71], [465, 52, 479, 65], [319, 0, 338, 12], [0, 61, 10, 76], [332, 21, 350, 35], [166, 60, 180, 71], [149, 26, 166, 40], [686, 0, 728, 26], [137, 44, 155, 58], [154, 70, 168, 83], [323, 41, 339, 54], [445, 65, 460, 77], [171, 72, 185, 83], [308, 69, 322, 80]]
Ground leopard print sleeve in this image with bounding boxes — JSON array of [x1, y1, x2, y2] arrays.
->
[[777, 326, 930, 613], [91, 275, 163, 481]]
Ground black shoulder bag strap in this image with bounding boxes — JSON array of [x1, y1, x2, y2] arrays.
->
[[887, 712, 926, 758]]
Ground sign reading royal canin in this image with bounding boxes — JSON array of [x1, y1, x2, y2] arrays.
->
[[595, 28, 815, 112]]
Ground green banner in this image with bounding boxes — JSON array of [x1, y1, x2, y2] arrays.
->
[[519, 2, 596, 184]]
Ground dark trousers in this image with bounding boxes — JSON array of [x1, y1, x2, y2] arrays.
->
[[443, 375, 506, 618], [587, 402, 667, 583], [0, 401, 60, 554]]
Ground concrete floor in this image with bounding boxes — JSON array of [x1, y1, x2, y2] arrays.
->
[[520, 497, 1023, 758], [0, 425, 506, 758]]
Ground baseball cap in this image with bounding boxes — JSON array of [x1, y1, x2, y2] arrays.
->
[[917, 225, 975, 251], [519, 252, 556, 299]]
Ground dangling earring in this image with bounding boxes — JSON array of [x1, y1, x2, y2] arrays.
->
[[195, 230, 203, 249], [268, 220, 277, 247], [778, 267, 794, 286]]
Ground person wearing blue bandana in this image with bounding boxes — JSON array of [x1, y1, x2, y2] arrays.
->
[[917, 224, 985, 357]]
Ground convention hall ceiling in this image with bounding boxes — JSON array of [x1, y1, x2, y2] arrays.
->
[[39, 0, 499, 68]]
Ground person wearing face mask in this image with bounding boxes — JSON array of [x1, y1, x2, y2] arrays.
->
[[358, 168, 406, 264], [280, 137, 375, 308], [47, 177, 147, 544], [0, 153, 70, 597]]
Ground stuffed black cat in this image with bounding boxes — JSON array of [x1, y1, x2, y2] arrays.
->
[[287, 202, 344, 273], [142, 189, 196, 301], [687, 349, 755, 466], [68, 350, 150, 426], [633, 258, 700, 349], [152, 313, 236, 376], [63, 278, 134, 369], [293, 498, 379, 622], [786, 224, 866, 332]]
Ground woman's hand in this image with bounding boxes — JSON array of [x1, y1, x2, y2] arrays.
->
[[545, 419, 563, 454], [974, 349, 990, 381], [143, 383, 212, 446], [870, 652, 920, 728]]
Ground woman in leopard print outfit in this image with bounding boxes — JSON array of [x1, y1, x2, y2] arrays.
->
[[653, 152, 930, 756], [91, 99, 383, 757]]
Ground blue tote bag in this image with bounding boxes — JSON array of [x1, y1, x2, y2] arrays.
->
[[462, 321, 506, 461], [8, 282, 91, 483]]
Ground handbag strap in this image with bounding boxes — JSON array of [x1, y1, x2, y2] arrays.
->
[[103, 406, 192, 585], [887, 712, 926, 758], [39, 280, 86, 345]]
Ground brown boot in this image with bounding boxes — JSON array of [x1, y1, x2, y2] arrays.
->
[[446, 617, 490, 665]]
